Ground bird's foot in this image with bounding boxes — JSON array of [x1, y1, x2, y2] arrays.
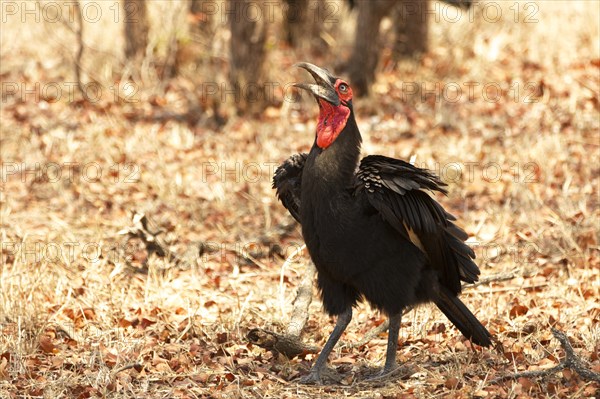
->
[[299, 370, 323, 385], [299, 366, 343, 385]]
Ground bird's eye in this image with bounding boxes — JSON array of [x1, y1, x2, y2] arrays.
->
[[338, 83, 348, 93]]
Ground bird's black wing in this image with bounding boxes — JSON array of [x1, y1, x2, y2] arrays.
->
[[354, 155, 480, 294], [273, 153, 308, 223]]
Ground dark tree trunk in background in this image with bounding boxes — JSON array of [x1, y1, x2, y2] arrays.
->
[[393, 0, 430, 59], [282, 0, 308, 46], [174, 0, 216, 76], [190, 0, 202, 14], [347, 0, 432, 97], [124, 0, 149, 62], [282, 0, 326, 50], [190, 0, 215, 37], [347, 0, 388, 96], [229, 0, 268, 115]]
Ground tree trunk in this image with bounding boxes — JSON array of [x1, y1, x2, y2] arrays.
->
[[347, 0, 389, 96], [347, 0, 432, 96], [190, 0, 204, 15], [229, 0, 268, 115], [393, 0, 430, 58], [124, 0, 149, 63], [282, 0, 308, 46], [190, 0, 215, 38]]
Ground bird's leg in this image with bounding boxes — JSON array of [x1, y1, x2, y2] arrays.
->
[[300, 307, 353, 384], [382, 312, 402, 374]]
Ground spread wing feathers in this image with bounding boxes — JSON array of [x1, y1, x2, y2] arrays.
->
[[273, 153, 308, 223], [354, 155, 480, 293]]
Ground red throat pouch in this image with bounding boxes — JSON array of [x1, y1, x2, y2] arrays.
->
[[316, 99, 350, 149]]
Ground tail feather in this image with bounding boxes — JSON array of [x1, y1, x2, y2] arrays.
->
[[434, 287, 492, 347]]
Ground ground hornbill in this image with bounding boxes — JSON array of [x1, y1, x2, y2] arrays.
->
[[273, 62, 492, 384]]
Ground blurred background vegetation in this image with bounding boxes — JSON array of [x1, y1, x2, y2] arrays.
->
[[6, 0, 591, 122]]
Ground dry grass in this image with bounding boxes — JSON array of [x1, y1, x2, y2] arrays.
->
[[1, 1, 599, 398]]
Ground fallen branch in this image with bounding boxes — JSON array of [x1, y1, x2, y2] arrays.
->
[[246, 328, 319, 358], [463, 268, 537, 290], [286, 258, 315, 337], [112, 363, 144, 375], [279, 244, 307, 318], [465, 270, 518, 288], [492, 328, 600, 383], [247, 260, 318, 358], [343, 305, 423, 348], [480, 283, 549, 294], [346, 320, 389, 348], [119, 211, 169, 257], [117, 210, 199, 269]]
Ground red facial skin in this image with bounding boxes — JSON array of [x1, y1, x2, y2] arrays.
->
[[316, 79, 353, 149]]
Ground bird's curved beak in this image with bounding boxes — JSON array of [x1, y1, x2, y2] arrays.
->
[[293, 62, 340, 106]]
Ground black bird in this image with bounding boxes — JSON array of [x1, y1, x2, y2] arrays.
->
[[273, 62, 491, 384]]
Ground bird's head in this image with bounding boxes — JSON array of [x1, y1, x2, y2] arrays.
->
[[294, 62, 354, 149]]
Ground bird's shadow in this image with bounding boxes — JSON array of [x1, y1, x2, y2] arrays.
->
[[296, 363, 416, 386], [355, 364, 416, 386]]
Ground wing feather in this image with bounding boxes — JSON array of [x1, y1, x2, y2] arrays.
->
[[354, 155, 480, 293], [273, 153, 307, 223]]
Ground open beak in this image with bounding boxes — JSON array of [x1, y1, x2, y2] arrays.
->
[[293, 62, 340, 106]]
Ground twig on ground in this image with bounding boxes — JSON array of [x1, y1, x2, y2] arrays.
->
[[464, 271, 518, 288], [286, 259, 315, 337], [492, 328, 600, 383], [118, 210, 199, 269], [246, 328, 319, 358], [112, 363, 143, 375], [119, 211, 169, 257], [482, 283, 549, 294], [248, 260, 318, 358], [346, 320, 389, 348], [279, 245, 307, 319], [343, 305, 415, 348], [463, 268, 538, 290]]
